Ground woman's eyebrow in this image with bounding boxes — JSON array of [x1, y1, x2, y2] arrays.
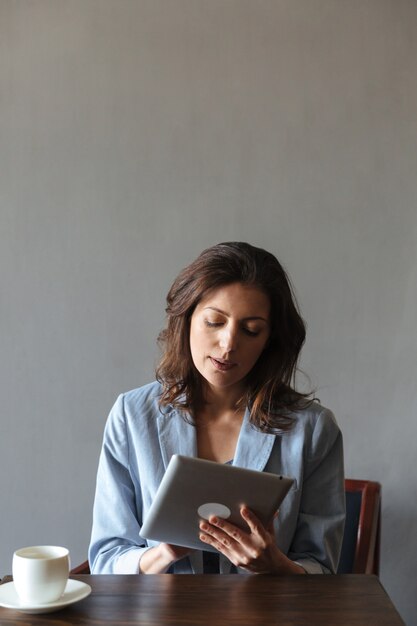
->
[[203, 306, 268, 322]]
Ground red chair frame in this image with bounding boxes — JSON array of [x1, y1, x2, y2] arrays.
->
[[345, 479, 381, 575]]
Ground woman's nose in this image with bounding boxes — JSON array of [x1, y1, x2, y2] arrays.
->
[[219, 326, 238, 351]]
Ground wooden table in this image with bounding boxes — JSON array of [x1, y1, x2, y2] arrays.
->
[[0, 574, 405, 625]]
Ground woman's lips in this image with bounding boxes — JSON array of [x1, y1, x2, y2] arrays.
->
[[209, 357, 237, 371]]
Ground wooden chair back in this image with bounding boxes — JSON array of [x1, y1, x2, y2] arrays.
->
[[70, 560, 90, 575], [337, 479, 381, 574]]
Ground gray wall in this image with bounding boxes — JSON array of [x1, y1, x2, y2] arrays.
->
[[1, 1, 416, 623]]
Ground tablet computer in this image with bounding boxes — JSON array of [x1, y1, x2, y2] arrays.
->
[[140, 454, 294, 552]]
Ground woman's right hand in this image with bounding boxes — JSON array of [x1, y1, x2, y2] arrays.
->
[[139, 543, 193, 574]]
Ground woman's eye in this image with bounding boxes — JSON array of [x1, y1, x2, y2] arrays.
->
[[243, 328, 260, 337], [203, 320, 262, 336], [204, 320, 223, 328]]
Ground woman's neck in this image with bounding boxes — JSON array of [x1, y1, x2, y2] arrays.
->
[[199, 384, 245, 421], [194, 389, 245, 463]]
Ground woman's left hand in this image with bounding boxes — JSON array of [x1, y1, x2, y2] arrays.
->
[[199, 507, 305, 574]]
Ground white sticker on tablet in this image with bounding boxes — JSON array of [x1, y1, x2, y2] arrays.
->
[[197, 502, 231, 520]]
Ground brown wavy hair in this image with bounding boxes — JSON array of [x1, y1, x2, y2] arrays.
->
[[156, 242, 311, 433]]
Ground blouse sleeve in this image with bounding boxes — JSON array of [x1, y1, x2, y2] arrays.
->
[[287, 409, 346, 574], [88, 394, 150, 574]]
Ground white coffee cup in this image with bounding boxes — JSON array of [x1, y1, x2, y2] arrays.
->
[[12, 545, 70, 605]]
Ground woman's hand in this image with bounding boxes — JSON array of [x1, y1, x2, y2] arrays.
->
[[139, 543, 193, 574], [199, 507, 305, 575]]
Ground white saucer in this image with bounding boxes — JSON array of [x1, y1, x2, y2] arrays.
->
[[0, 579, 91, 614]]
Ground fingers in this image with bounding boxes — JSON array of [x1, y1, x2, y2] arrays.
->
[[199, 529, 230, 554], [239, 507, 270, 540], [268, 511, 279, 532], [199, 517, 241, 551], [198, 508, 287, 575], [198, 508, 271, 557], [199, 508, 269, 545]]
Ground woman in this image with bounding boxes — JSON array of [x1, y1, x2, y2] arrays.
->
[[89, 242, 345, 575]]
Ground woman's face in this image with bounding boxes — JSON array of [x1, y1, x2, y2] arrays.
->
[[189, 282, 271, 397]]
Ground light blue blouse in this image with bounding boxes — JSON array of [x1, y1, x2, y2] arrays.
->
[[89, 381, 345, 575]]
